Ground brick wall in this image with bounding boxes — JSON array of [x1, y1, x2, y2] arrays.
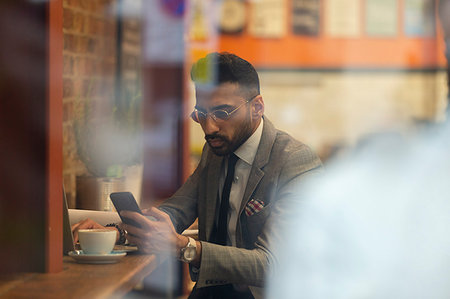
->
[[63, 0, 117, 207]]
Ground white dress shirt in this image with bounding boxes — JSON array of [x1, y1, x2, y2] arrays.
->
[[218, 118, 264, 246]]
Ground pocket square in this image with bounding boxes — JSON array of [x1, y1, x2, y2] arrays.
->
[[245, 199, 265, 216]]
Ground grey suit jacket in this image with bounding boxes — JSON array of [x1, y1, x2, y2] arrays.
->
[[159, 117, 323, 297]]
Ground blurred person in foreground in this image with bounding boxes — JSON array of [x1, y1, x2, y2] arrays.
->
[[267, 123, 450, 299], [73, 52, 323, 299], [268, 2, 450, 297]]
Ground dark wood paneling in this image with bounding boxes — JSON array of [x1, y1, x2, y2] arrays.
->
[[0, 0, 62, 274]]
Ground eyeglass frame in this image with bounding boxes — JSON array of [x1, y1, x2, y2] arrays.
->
[[190, 94, 258, 123]]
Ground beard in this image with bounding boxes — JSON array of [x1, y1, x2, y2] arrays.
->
[[205, 116, 254, 156]]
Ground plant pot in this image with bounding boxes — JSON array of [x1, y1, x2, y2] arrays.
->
[[76, 176, 125, 211]]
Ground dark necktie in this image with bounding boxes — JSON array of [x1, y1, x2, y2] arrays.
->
[[216, 153, 239, 245]]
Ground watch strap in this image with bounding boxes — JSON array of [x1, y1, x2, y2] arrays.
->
[[106, 223, 126, 245]]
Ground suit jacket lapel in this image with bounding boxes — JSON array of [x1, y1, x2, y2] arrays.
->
[[205, 151, 223, 241], [239, 117, 277, 214]]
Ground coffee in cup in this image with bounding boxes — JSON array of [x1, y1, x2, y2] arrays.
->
[[78, 229, 116, 254]]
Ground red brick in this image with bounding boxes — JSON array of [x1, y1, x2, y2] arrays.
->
[[104, 20, 116, 37], [87, 17, 98, 35], [63, 101, 74, 122], [63, 34, 77, 52], [63, 8, 74, 30], [91, 39, 101, 54], [63, 55, 74, 75], [72, 79, 84, 97], [63, 0, 122, 200], [63, 78, 74, 98], [73, 12, 85, 32], [87, 38, 96, 54], [75, 57, 91, 76], [69, 0, 81, 8], [80, 0, 91, 10], [96, 19, 105, 35], [105, 0, 115, 8], [88, 0, 98, 13], [84, 58, 95, 75], [94, 0, 108, 14], [73, 57, 82, 76], [104, 39, 115, 57], [78, 36, 88, 53], [62, 125, 70, 144]]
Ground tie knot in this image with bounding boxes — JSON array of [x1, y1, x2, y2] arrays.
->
[[228, 153, 239, 169]]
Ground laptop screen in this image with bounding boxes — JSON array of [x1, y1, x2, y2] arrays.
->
[[63, 187, 75, 254]]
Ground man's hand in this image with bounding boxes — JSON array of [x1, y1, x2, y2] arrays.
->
[[120, 207, 188, 256], [71, 218, 118, 243]]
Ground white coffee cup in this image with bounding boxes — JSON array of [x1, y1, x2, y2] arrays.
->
[[78, 229, 116, 254]]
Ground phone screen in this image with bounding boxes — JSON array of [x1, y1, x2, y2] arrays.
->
[[110, 192, 142, 228]]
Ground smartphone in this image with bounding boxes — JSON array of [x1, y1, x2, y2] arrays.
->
[[110, 192, 142, 228]]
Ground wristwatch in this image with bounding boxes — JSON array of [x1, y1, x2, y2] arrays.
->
[[179, 237, 197, 263]]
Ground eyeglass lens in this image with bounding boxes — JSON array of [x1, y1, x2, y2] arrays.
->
[[191, 110, 230, 123], [191, 95, 257, 123]]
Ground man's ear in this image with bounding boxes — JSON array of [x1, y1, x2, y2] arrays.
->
[[251, 95, 264, 118]]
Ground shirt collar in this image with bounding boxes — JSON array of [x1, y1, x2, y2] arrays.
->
[[234, 118, 264, 166]]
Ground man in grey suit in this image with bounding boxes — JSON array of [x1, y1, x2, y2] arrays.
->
[[122, 52, 323, 298], [76, 52, 323, 298]]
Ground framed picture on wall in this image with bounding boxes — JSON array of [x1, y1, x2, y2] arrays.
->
[[292, 0, 320, 36], [218, 0, 247, 34], [404, 0, 435, 37], [249, 0, 287, 38], [325, 0, 361, 37], [366, 0, 398, 37]]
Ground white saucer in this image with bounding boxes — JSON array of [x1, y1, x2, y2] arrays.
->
[[68, 250, 127, 264]]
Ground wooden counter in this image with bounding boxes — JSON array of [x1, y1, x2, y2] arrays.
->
[[0, 254, 160, 298]]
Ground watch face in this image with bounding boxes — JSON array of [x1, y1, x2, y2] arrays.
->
[[184, 246, 196, 261], [184, 247, 196, 261]]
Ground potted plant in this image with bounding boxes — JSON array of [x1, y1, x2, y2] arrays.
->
[[74, 85, 142, 211]]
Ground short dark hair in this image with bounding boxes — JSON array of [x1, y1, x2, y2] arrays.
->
[[190, 52, 260, 98]]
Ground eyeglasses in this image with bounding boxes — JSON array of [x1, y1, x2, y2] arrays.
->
[[190, 95, 258, 123]]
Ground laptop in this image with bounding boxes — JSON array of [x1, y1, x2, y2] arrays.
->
[[63, 187, 77, 254]]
